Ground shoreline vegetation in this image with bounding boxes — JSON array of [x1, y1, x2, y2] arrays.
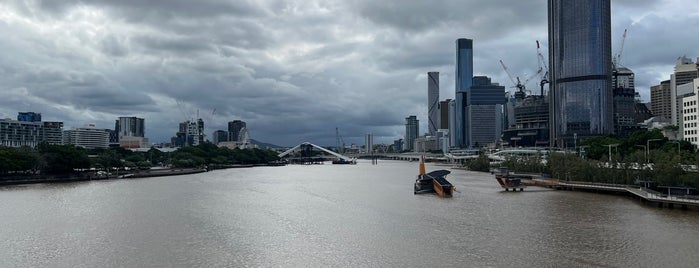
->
[[0, 142, 281, 186], [466, 129, 699, 191]]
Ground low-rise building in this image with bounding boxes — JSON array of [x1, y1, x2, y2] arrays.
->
[[63, 124, 110, 149]]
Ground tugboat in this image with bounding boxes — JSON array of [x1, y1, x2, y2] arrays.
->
[[414, 156, 453, 197]]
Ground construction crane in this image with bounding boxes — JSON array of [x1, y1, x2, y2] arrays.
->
[[536, 40, 549, 96], [612, 29, 628, 89], [499, 59, 542, 100], [613, 29, 628, 70]]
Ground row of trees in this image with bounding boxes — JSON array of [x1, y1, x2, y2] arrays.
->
[[465, 129, 699, 189], [0, 142, 280, 177]]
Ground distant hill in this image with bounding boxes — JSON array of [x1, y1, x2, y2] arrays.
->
[[250, 139, 283, 149]]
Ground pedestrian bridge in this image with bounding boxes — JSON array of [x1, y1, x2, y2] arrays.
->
[[278, 142, 353, 161]]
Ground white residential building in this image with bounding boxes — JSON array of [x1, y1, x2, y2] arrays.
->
[[682, 78, 699, 146], [63, 124, 110, 149]]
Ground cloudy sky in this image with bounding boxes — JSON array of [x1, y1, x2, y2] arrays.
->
[[1, 0, 698, 147]]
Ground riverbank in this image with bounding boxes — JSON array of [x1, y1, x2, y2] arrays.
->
[[0, 163, 281, 186], [0, 168, 206, 186]]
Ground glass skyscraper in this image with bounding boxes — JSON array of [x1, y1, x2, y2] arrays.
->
[[548, 0, 612, 147], [455, 38, 473, 148], [405, 115, 419, 151], [427, 72, 439, 136]]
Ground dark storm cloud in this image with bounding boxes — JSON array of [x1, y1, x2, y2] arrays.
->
[[0, 0, 697, 146]]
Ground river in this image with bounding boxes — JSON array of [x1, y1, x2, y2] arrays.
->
[[1, 160, 698, 267]]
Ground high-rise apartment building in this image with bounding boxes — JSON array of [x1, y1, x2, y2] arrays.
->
[[1, 116, 63, 148], [228, 120, 246, 142], [651, 80, 673, 121], [116, 117, 147, 148], [682, 78, 699, 146], [172, 119, 205, 147], [428, 72, 439, 136], [549, 0, 613, 147], [117, 117, 145, 138], [405, 116, 419, 151], [455, 38, 473, 148]]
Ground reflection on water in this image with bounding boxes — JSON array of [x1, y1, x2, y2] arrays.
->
[[1, 160, 698, 267]]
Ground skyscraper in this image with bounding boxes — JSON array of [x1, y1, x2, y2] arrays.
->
[[117, 117, 145, 138], [405, 116, 419, 151], [228, 120, 246, 142], [549, 0, 612, 147], [651, 80, 672, 121], [467, 76, 506, 148], [670, 56, 699, 126], [455, 38, 473, 148], [428, 72, 439, 136]]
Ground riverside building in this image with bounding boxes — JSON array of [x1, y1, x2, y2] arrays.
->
[[548, 0, 613, 147], [405, 116, 419, 152], [63, 124, 110, 149], [455, 38, 473, 148], [1, 112, 64, 148]]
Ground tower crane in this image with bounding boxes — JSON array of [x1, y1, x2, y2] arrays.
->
[[612, 28, 628, 89], [613, 29, 628, 70], [499, 59, 542, 100], [536, 40, 549, 96]]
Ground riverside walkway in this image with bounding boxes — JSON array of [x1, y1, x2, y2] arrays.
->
[[555, 181, 699, 209]]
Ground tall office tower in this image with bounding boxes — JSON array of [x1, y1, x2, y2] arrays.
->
[[671, 56, 699, 126], [651, 80, 672, 121], [549, 0, 612, 147], [467, 76, 506, 148], [455, 38, 474, 148], [439, 99, 451, 130], [117, 117, 145, 138], [213, 130, 228, 144], [448, 99, 456, 147], [365, 134, 373, 154], [428, 72, 440, 136], [17, 112, 42, 122], [228, 120, 246, 141], [405, 115, 419, 151]]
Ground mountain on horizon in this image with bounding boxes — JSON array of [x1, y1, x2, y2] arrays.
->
[[250, 139, 283, 149]]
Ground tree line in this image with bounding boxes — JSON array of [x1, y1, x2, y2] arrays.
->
[[0, 142, 280, 178], [466, 129, 699, 189]]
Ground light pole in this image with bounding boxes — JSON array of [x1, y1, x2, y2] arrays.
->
[[605, 144, 620, 162], [635, 145, 647, 164], [670, 140, 681, 154], [647, 139, 663, 163]]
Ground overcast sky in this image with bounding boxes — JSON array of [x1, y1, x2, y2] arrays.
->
[[1, 0, 698, 147]]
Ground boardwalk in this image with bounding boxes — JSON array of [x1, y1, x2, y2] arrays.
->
[[556, 181, 699, 209]]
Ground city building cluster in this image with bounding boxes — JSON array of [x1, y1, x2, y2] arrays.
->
[[0, 112, 257, 150], [398, 0, 696, 153]]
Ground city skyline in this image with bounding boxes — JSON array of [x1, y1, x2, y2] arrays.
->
[[1, 0, 698, 146]]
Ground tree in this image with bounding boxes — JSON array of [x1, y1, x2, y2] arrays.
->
[[467, 155, 490, 172], [37, 143, 90, 175]]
